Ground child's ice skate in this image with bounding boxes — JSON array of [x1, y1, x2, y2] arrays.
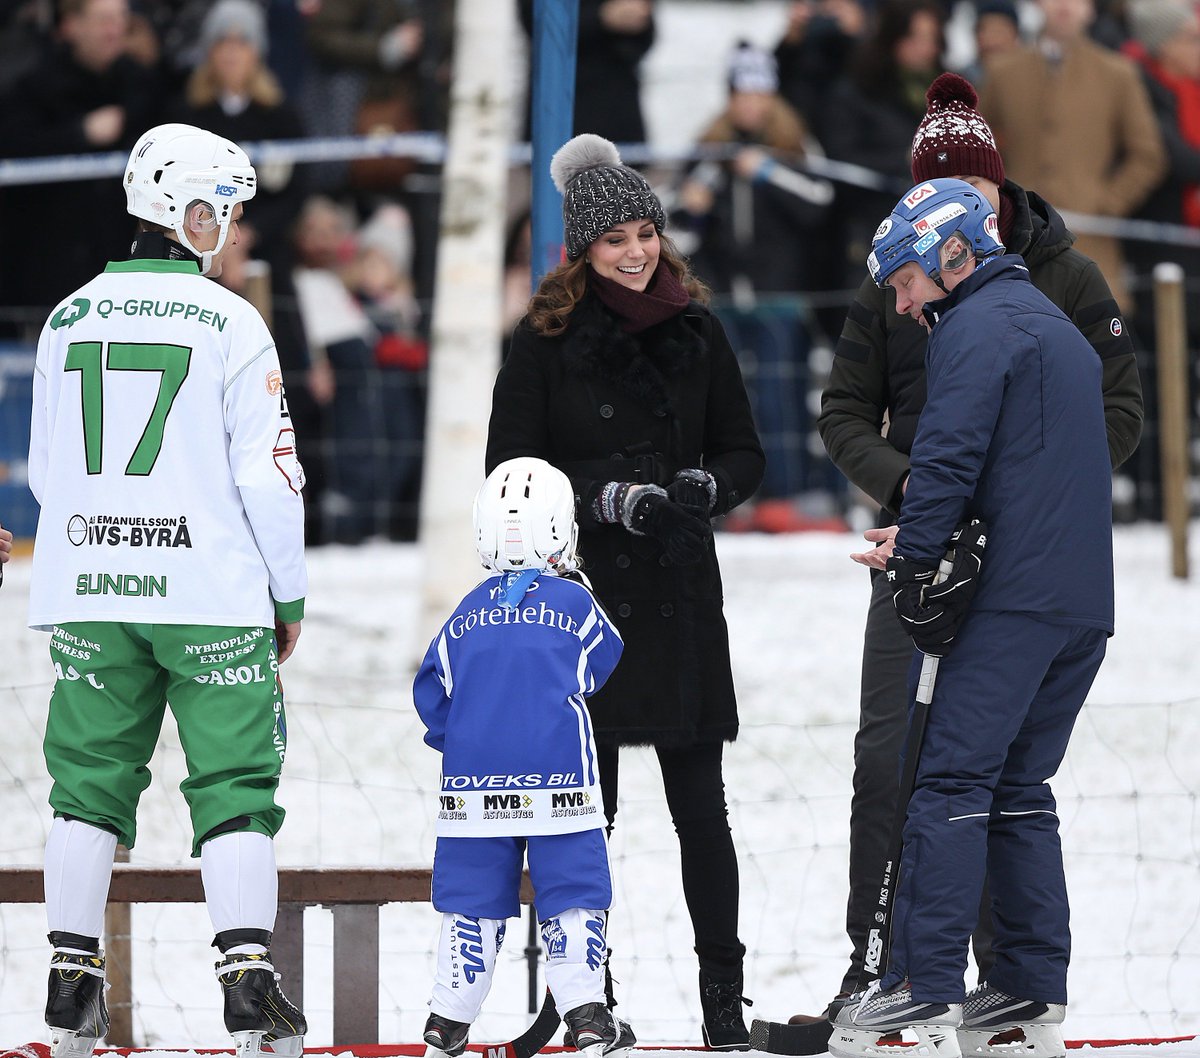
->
[[423, 1012, 470, 1057], [215, 951, 307, 1058], [46, 951, 109, 1058], [563, 1001, 636, 1057], [958, 984, 1066, 1058], [830, 981, 963, 1058]]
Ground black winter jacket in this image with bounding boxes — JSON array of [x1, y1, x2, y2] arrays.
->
[[818, 180, 1144, 523], [486, 292, 764, 747]]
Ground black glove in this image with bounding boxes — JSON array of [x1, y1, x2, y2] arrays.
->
[[667, 469, 714, 520], [886, 519, 988, 657], [628, 489, 713, 565]]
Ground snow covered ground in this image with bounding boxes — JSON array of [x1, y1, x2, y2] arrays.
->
[[0, 525, 1198, 1053]]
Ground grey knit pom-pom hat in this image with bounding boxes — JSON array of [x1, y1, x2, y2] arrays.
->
[[550, 133, 667, 260]]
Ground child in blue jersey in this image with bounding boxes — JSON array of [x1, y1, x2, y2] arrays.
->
[[414, 457, 635, 1058]]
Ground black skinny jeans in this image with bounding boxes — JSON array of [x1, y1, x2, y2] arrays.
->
[[598, 740, 746, 975]]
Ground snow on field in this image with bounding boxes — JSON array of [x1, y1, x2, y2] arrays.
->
[[1, 526, 1198, 1053]]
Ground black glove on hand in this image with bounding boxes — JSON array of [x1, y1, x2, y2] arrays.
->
[[886, 519, 988, 657], [667, 469, 714, 520], [628, 489, 712, 565]]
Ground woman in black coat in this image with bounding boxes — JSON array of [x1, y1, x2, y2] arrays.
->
[[485, 134, 765, 1049]]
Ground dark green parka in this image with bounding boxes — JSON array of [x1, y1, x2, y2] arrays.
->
[[819, 180, 1143, 522]]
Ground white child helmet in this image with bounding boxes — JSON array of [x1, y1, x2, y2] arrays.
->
[[473, 457, 579, 573], [124, 123, 257, 275]]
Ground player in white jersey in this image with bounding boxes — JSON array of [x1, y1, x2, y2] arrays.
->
[[27, 124, 307, 1058], [414, 459, 636, 1058]]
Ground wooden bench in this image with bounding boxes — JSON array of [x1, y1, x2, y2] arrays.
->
[[0, 865, 535, 1046]]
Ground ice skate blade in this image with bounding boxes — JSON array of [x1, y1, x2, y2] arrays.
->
[[48, 1027, 101, 1058], [576, 1044, 632, 1058], [231, 1031, 305, 1058], [958, 1024, 1065, 1058], [830, 1024, 962, 1058]]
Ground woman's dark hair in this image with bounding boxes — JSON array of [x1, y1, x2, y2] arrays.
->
[[525, 234, 710, 337], [851, 0, 946, 96]]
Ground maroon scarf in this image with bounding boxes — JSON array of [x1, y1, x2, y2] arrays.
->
[[588, 263, 691, 334]]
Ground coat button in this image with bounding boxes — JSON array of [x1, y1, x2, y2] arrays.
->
[[660, 603, 674, 617], [728, 490, 740, 506], [600, 404, 614, 418], [659, 555, 670, 567], [653, 409, 666, 418], [616, 554, 631, 568], [617, 603, 632, 618], [610, 452, 623, 461]]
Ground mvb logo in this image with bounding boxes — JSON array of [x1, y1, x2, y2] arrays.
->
[[483, 794, 522, 810], [551, 791, 590, 808], [439, 795, 465, 811]]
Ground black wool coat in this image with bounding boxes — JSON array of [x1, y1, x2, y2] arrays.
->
[[486, 292, 765, 748]]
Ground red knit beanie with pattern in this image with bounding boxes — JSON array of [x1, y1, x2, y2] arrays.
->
[[910, 73, 1005, 185]]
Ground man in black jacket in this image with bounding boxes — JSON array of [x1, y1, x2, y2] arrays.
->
[[785, 71, 1142, 1042], [0, 0, 163, 321]]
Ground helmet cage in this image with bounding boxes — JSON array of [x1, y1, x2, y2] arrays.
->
[[867, 178, 1004, 290], [473, 458, 580, 573], [124, 124, 257, 275]]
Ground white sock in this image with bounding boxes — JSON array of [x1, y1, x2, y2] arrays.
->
[[200, 831, 278, 935], [44, 818, 117, 941], [541, 908, 609, 1016], [429, 914, 506, 1024]]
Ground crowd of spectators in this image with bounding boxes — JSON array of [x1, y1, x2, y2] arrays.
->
[[0, 0, 1194, 533]]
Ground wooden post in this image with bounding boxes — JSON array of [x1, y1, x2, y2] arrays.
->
[[104, 845, 133, 1046], [243, 259, 274, 333], [1153, 262, 1190, 578], [274, 903, 306, 1016], [332, 904, 379, 1044]]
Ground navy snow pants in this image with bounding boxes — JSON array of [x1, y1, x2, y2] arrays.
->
[[882, 610, 1108, 1003]]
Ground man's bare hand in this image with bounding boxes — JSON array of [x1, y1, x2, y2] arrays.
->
[[275, 619, 302, 663], [84, 105, 124, 146], [850, 524, 899, 569]]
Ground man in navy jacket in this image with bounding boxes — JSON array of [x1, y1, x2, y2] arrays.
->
[[830, 179, 1113, 1058]]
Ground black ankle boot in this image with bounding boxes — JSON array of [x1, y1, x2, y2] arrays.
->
[[699, 970, 752, 1050]]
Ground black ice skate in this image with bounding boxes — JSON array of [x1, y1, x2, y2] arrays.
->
[[46, 951, 109, 1058], [700, 971, 752, 1050], [829, 981, 962, 1058], [423, 1012, 470, 1057], [215, 952, 307, 1058], [563, 1001, 636, 1057], [959, 984, 1066, 1058]]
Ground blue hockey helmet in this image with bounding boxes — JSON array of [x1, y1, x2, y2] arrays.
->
[[867, 178, 1004, 290]]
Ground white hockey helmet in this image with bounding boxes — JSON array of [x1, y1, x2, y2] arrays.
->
[[124, 123, 257, 275], [473, 457, 579, 573]]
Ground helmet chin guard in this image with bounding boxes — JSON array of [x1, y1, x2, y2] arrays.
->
[[473, 458, 580, 574], [124, 123, 257, 275]]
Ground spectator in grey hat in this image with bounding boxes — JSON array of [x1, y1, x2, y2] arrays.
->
[[486, 133, 765, 1049], [199, 0, 266, 55], [676, 39, 836, 530]]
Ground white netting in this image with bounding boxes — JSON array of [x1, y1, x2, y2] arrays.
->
[[1, 528, 1197, 1047]]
